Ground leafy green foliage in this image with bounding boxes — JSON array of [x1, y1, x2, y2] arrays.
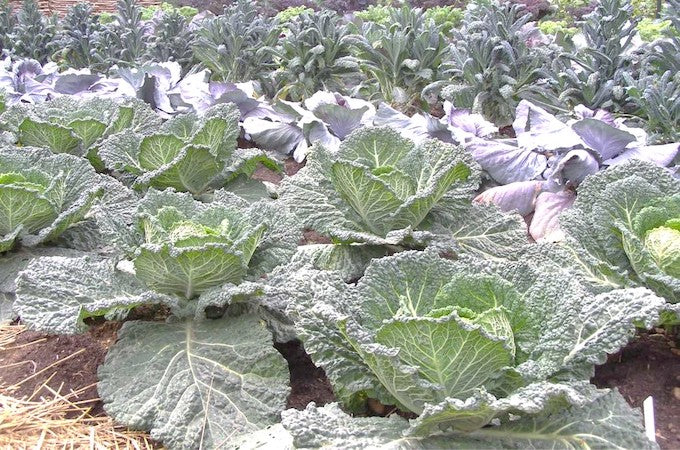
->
[[99, 103, 277, 195], [253, 394, 654, 449], [0, 147, 102, 252], [548, 0, 638, 111], [92, 0, 150, 70], [637, 17, 671, 41], [0, 0, 15, 55], [8, 0, 57, 63], [441, 2, 554, 126], [0, 96, 160, 168], [192, 0, 279, 84], [353, 6, 450, 109], [626, 70, 680, 143], [275, 5, 313, 22], [145, 9, 196, 72], [288, 250, 664, 429], [265, 10, 361, 101], [98, 315, 290, 448], [140, 2, 198, 20], [281, 126, 478, 244], [555, 160, 680, 304], [52, 3, 105, 70]]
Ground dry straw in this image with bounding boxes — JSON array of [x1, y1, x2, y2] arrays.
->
[[0, 324, 158, 449]]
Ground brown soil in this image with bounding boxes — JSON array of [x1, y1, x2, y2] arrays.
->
[[275, 339, 336, 410], [252, 165, 284, 185], [284, 158, 305, 177], [592, 331, 680, 450], [251, 157, 306, 186], [0, 322, 120, 416]]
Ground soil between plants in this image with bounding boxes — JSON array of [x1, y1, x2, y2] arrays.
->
[[2, 323, 678, 446], [592, 331, 680, 450]]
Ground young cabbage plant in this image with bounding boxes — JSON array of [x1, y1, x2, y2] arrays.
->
[[0, 96, 160, 169], [99, 103, 279, 197], [286, 250, 664, 443], [534, 160, 680, 317], [12, 188, 300, 447], [0, 146, 103, 253], [280, 126, 527, 279]]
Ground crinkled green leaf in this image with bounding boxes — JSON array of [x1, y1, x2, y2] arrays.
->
[[14, 255, 173, 334], [98, 314, 289, 449], [18, 118, 82, 155]]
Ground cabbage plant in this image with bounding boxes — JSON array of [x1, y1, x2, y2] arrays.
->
[[286, 250, 664, 444], [0, 146, 102, 253], [99, 103, 277, 197], [12, 187, 300, 447], [0, 96, 160, 169], [278, 126, 527, 279], [544, 160, 680, 310]]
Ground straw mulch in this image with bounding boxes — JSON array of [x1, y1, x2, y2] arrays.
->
[[0, 324, 158, 449]]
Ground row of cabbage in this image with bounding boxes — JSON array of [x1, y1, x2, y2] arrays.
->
[[1, 0, 679, 143], [0, 88, 678, 448]]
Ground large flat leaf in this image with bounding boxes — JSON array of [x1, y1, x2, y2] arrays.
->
[[98, 314, 290, 449], [572, 118, 637, 160], [134, 245, 247, 299], [14, 255, 171, 334], [467, 138, 547, 184]]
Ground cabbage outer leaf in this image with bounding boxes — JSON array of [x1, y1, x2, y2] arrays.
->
[[98, 314, 289, 449]]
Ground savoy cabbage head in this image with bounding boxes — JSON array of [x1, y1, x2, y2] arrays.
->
[[0, 146, 102, 253], [0, 96, 160, 168], [279, 126, 507, 279], [288, 250, 665, 434], [99, 103, 278, 197], [281, 126, 478, 243], [542, 160, 680, 308]]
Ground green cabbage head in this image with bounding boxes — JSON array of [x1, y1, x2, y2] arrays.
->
[[290, 250, 665, 432], [281, 126, 479, 245], [0, 146, 102, 253], [557, 160, 680, 304], [133, 189, 298, 298]]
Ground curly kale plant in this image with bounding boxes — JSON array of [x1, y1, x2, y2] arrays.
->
[[286, 250, 663, 445], [0, 146, 102, 253], [440, 2, 554, 126], [353, 6, 450, 109], [52, 3, 105, 70], [265, 10, 361, 101], [192, 1, 279, 85]]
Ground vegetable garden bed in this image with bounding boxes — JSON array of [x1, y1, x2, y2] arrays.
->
[[1, 0, 680, 447], [1, 323, 679, 448]]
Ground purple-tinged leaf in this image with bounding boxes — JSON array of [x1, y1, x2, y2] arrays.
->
[[605, 143, 680, 168], [467, 137, 547, 184], [571, 119, 637, 160], [549, 149, 600, 187], [529, 190, 576, 242], [474, 180, 545, 216], [513, 100, 582, 151]]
